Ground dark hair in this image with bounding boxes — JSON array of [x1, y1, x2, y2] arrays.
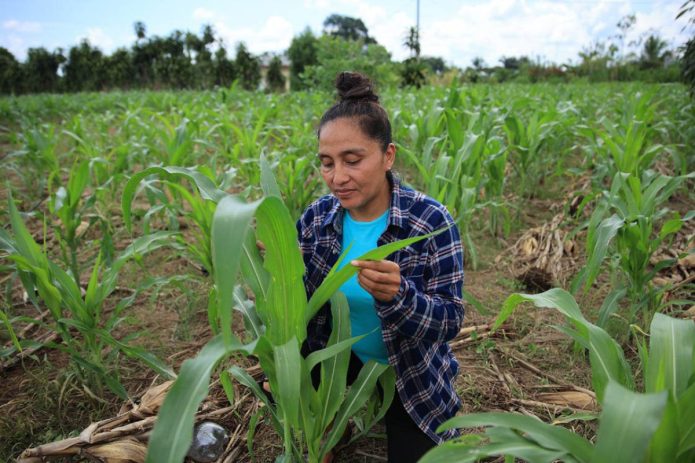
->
[[317, 71, 392, 152]]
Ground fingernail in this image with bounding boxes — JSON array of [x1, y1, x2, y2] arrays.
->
[[351, 260, 358, 265]]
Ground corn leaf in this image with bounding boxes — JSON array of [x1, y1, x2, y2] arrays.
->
[[583, 214, 623, 290], [316, 293, 352, 433], [212, 195, 262, 346], [494, 289, 633, 401], [645, 313, 695, 397], [676, 382, 695, 458], [146, 334, 253, 463], [593, 382, 668, 463], [320, 361, 390, 455], [255, 196, 307, 345], [273, 337, 302, 430], [122, 165, 227, 232]]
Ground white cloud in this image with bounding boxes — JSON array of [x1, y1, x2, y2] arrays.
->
[[304, 0, 331, 8], [404, 0, 689, 67], [215, 15, 294, 54], [193, 8, 215, 22], [74, 27, 114, 51], [3, 20, 41, 33]]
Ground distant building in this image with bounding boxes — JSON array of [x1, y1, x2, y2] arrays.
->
[[259, 53, 290, 91]]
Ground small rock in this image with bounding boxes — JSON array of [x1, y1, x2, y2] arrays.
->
[[186, 421, 230, 463]]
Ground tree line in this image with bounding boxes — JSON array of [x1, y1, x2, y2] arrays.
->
[[0, 10, 692, 96]]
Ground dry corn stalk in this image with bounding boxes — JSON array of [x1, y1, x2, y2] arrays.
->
[[500, 213, 578, 290]]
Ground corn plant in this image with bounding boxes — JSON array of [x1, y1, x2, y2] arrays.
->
[[4, 121, 61, 201], [122, 165, 227, 277], [144, 165, 442, 462], [1, 192, 177, 398], [48, 159, 92, 286], [421, 289, 695, 463], [572, 170, 694, 326], [581, 90, 662, 185]]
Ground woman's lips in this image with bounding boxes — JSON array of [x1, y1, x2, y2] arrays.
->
[[334, 189, 355, 199]]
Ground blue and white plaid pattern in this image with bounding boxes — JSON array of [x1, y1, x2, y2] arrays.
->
[[297, 175, 465, 443]]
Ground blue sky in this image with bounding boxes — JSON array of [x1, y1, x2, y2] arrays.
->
[[1, 0, 691, 67]]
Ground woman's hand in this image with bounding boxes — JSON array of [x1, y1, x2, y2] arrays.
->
[[351, 259, 401, 302]]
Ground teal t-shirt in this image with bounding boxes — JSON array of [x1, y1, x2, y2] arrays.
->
[[338, 209, 390, 365]]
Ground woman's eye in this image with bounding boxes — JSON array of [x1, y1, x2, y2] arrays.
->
[[346, 159, 360, 166]]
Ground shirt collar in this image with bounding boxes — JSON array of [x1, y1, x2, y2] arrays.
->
[[321, 171, 408, 234]]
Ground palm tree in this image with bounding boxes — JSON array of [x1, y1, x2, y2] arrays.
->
[[640, 34, 670, 69]]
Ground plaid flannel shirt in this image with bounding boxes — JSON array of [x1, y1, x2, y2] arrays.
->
[[297, 174, 464, 443]]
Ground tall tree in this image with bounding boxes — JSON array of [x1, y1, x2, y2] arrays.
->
[[134, 21, 146, 42], [323, 14, 376, 43], [404, 26, 420, 58], [640, 35, 671, 68], [104, 48, 134, 90], [265, 55, 286, 92], [23, 47, 64, 93], [678, 0, 695, 94], [0, 47, 22, 94], [287, 28, 318, 90], [235, 42, 260, 90], [64, 40, 106, 91], [214, 46, 236, 87]]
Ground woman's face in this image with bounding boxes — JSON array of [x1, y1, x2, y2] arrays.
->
[[318, 117, 395, 221]]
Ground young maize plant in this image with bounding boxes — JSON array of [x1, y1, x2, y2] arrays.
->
[[1, 192, 176, 398], [144, 164, 439, 463], [421, 288, 695, 463], [572, 169, 694, 327]]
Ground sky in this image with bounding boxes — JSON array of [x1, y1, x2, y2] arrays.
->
[[1, 0, 692, 68]]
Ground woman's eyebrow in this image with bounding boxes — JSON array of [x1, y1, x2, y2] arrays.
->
[[318, 148, 367, 157]]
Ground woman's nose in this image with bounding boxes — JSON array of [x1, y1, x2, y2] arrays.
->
[[333, 163, 349, 185]]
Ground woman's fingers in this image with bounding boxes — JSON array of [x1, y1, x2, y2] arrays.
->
[[352, 259, 401, 302]]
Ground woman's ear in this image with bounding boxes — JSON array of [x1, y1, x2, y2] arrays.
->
[[384, 143, 396, 170]]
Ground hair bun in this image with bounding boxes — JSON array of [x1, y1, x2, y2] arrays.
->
[[336, 71, 379, 103]]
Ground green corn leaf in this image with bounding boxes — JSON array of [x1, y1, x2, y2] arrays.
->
[[646, 313, 695, 397], [254, 196, 307, 345], [584, 214, 623, 290], [260, 150, 282, 198], [240, 230, 269, 302], [273, 337, 302, 431], [494, 289, 633, 401], [593, 382, 668, 463], [228, 364, 282, 428], [596, 287, 627, 328], [676, 382, 695, 457], [305, 332, 368, 373], [0, 309, 21, 352], [316, 293, 352, 433], [7, 190, 46, 267], [421, 440, 571, 463], [122, 165, 227, 232], [146, 334, 252, 463], [436, 412, 593, 462], [307, 228, 446, 320], [320, 361, 389, 455], [97, 329, 175, 380], [659, 214, 683, 240], [648, 395, 679, 463], [212, 195, 262, 346], [84, 251, 102, 311], [463, 289, 491, 316]]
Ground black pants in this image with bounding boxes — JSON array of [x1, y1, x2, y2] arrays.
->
[[316, 352, 436, 463]]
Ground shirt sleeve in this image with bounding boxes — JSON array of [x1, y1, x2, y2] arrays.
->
[[375, 218, 464, 344]]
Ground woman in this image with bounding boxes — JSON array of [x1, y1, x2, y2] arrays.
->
[[298, 71, 465, 462]]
